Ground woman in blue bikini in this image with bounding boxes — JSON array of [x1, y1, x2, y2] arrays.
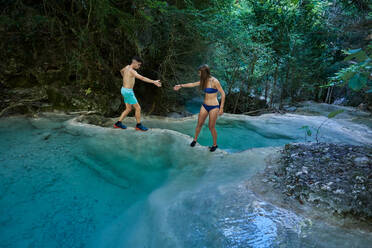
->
[[173, 64, 225, 152]]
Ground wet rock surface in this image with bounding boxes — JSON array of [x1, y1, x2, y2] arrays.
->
[[0, 84, 123, 118], [76, 114, 114, 127], [261, 143, 372, 222]]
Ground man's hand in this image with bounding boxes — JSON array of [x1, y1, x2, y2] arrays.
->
[[153, 80, 162, 87], [173, 85, 181, 91], [219, 108, 224, 116]]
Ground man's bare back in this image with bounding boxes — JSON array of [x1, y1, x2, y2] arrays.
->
[[121, 65, 136, 89]]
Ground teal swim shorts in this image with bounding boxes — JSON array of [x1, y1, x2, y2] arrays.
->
[[121, 87, 138, 104]]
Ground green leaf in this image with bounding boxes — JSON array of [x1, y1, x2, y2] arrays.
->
[[348, 74, 367, 91], [320, 82, 335, 88], [341, 70, 355, 81], [307, 129, 312, 136], [327, 109, 344, 118], [344, 50, 368, 62], [85, 88, 92, 95], [347, 48, 362, 54], [300, 126, 312, 136]]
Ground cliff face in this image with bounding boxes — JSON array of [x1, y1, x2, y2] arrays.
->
[[0, 1, 192, 117]]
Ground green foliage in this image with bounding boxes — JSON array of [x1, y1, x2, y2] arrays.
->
[[329, 45, 372, 93], [349, 74, 368, 91], [0, 0, 370, 114], [316, 110, 345, 142], [300, 125, 312, 142], [344, 48, 367, 61], [300, 110, 344, 142]]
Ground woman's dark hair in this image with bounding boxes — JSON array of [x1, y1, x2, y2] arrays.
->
[[132, 56, 143, 64], [198, 64, 210, 90]]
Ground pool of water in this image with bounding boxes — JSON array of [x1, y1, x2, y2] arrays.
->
[[185, 97, 204, 114], [0, 114, 371, 247]]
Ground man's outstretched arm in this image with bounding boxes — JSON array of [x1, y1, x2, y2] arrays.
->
[[131, 69, 161, 87]]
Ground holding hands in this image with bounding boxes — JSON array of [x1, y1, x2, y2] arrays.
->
[[173, 84, 182, 91]]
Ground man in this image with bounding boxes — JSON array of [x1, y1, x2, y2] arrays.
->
[[114, 56, 161, 131]]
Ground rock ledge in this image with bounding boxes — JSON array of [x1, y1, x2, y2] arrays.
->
[[263, 143, 372, 221]]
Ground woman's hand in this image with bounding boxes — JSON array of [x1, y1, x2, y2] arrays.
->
[[173, 85, 181, 91], [219, 108, 224, 116]]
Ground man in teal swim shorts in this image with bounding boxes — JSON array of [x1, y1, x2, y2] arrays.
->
[[114, 56, 161, 131]]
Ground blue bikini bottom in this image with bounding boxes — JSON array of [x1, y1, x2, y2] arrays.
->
[[202, 103, 220, 113]]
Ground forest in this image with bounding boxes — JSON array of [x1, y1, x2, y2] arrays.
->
[[0, 0, 371, 117]]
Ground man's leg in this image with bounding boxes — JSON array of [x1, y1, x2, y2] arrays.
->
[[133, 103, 141, 124], [133, 103, 148, 131], [118, 103, 132, 122]]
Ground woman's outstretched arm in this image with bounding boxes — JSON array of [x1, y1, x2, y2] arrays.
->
[[173, 81, 200, 91]]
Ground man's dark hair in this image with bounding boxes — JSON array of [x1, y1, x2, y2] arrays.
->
[[132, 56, 143, 64]]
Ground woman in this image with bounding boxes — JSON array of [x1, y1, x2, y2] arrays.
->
[[174, 64, 225, 152]]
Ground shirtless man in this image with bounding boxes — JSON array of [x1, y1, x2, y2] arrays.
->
[[114, 56, 161, 131]]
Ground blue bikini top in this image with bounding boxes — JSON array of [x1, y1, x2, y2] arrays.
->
[[204, 88, 218, 94]]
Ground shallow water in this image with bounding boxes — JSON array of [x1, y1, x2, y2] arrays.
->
[[0, 114, 371, 247]]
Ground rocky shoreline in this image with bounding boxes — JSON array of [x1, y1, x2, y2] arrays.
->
[[251, 142, 372, 225]]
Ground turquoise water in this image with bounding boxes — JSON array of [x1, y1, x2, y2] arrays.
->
[[185, 97, 204, 114], [0, 114, 371, 247]]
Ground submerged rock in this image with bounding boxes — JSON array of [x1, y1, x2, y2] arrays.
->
[[76, 114, 114, 127], [262, 143, 372, 221], [166, 111, 193, 118]]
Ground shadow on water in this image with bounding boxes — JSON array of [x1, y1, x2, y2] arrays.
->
[[74, 132, 179, 194]]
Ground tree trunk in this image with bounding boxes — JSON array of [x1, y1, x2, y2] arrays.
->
[[290, 66, 296, 102], [246, 54, 257, 96], [233, 90, 242, 114], [329, 86, 334, 104], [227, 66, 239, 95], [280, 61, 291, 109], [270, 66, 278, 108], [325, 86, 334, 104], [325, 86, 331, 103], [264, 74, 268, 103], [317, 83, 324, 102], [233, 55, 257, 113]]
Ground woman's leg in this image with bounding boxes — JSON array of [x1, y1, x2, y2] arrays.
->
[[193, 106, 209, 141], [118, 103, 132, 122], [208, 108, 219, 146]]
